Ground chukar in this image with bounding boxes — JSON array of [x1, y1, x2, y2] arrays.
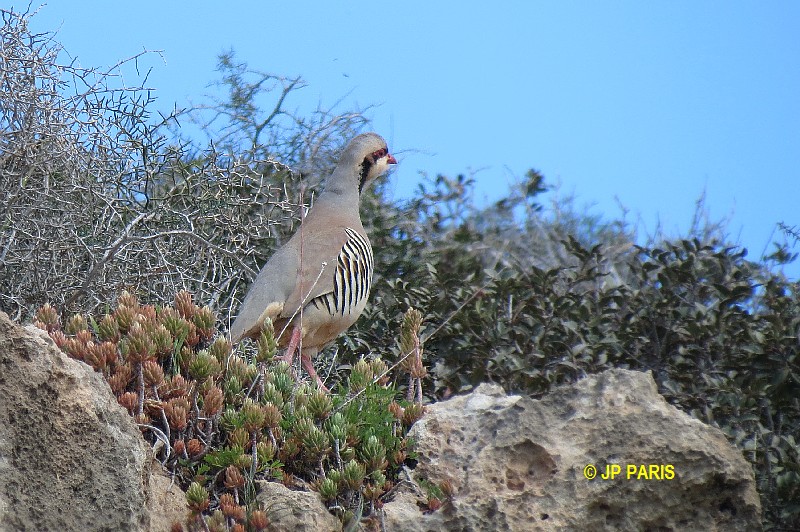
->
[[229, 132, 397, 389]]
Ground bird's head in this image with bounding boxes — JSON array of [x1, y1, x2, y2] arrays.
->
[[341, 132, 397, 193], [321, 132, 397, 199]]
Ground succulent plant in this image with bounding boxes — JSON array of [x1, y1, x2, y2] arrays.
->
[[342, 459, 366, 491], [185, 481, 209, 513], [249, 510, 269, 531], [35, 303, 61, 331], [35, 289, 429, 529], [65, 313, 88, 335], [224, 465, 245, 489], [97, 314, 121, 343], [174, 290, 196, 320], [202, 386, 224, 417], [143, 360, 165, 387], [188, 350, 221, 381], [164, 397, 190, 432], [317, 477, 338, 501]]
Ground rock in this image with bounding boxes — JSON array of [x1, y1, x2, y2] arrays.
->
[[148, 464, 189, 532], [382, 369, 761, 531], [0, 312, 186, 531], [257, 481, 342, 532]]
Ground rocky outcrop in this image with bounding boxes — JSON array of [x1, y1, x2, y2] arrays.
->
[[383, 370, 762, 531], [257, 481, 341, 532], [0, 312, 185, 531]]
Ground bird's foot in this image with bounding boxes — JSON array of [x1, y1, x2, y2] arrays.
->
[[301, 351, 330, 393]]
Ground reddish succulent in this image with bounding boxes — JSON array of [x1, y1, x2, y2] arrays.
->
[[426, 496, 443, 512], [218, 493, 245, 521], [118, 392, 138, 414], [402, 403, 426, 427], [174, 290, 196, 319], [164, 397, 190, 432], [160, 374, 190, 399], [224, 465, 245, 489], [48, 329, 68, 348], [187, 438, 204, 457], [84, 342, 106, 372], [75, 329, 94, 345], [202, 386, 224, 417], [184, 322, 200, 347], [63, 337, 89, 361], [35, 303, 60, 332], [173, 439, 186, 457], [248, 510, 269, 531], [139, 304, 157, 322], [388, 401, 404, 420], [143, 360, 165, 387]]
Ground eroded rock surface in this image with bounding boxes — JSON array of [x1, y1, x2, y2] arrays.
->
[[383, 369, 761, 531], [257, 480, 341, 532], [0, 312, 185, 531]]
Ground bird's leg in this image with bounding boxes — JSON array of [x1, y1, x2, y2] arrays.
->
[[281, 325, 302, 367], [300, 348, 329, 392]]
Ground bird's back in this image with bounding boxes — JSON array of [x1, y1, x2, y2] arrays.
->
[[228, 239, 300, 343]]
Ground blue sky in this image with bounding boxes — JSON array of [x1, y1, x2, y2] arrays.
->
[[26, 2, 800, 278]]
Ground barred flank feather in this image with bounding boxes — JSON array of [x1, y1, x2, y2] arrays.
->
[[312, 227, 373, 316]]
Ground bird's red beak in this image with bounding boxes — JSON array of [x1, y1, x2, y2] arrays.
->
[[387, 154, 398, 164]]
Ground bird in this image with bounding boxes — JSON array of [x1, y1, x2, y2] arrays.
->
[[229, 132, 397, 390]]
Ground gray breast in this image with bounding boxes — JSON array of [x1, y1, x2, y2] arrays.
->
[[311, 227, 373, 316]]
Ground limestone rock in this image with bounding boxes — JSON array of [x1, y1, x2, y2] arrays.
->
[[383, 369, 761, 531], [148, 465, 189, 532], [0, 312, 186, 531], [257, 481, 342, 532]]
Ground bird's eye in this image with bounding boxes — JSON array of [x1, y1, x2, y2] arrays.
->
[[371, 148, 387, 159]]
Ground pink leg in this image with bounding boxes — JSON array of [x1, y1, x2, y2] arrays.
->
[[281, 325, 302, 366], [300, 348, 329, 392]]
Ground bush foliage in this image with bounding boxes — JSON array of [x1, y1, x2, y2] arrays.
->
[[4, 8, 799, 529]]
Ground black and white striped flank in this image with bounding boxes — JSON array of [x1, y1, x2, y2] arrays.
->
[[311, 227, 373, 316]]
